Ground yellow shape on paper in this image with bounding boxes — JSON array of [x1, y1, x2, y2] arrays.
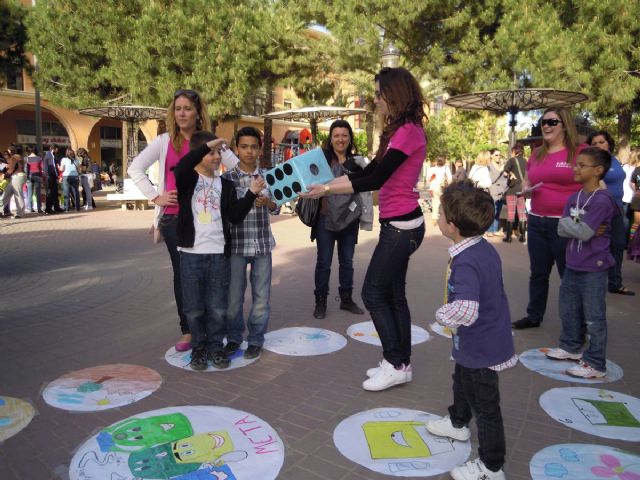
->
[[362, 421, 430, 459]]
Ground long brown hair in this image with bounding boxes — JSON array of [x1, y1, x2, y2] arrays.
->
[[534, 108, 579, 164], [166, 89, 211, 151], [374, 67, 428, 161]]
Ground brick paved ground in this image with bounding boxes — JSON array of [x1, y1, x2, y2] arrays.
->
[[1, 196, 639, 479]]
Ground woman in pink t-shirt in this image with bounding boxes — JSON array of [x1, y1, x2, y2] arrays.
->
[[512, 108, 585, 329], [129, 90, 212, 351], [302, 67, 427, 392]]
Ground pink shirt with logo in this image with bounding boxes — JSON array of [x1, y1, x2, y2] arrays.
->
[[527, 144, 586, 217], [378, 122, 426, 219], [164, 140, 190, 215]]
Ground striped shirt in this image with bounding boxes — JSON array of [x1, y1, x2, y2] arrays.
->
[[222, 166, 277, 256]]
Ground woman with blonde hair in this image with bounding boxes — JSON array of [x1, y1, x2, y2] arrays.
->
[[513, 108, 587, 329], [129, 89, 238, 351]]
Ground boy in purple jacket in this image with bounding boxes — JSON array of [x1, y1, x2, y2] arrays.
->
[[546, 147, 617, 378], [427, 180, 516, 480]]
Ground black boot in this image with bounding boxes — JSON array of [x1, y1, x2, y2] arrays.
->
[[313, 294, 327, 319], [518, 221, 527, 242], [339, 290, 365, 314], [502, 221, 513, 242]]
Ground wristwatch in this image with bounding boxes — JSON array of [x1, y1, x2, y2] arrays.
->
[[323, 184, 330, 194]]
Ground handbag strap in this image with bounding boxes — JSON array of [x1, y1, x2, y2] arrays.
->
[[514, 156, 525, 180]]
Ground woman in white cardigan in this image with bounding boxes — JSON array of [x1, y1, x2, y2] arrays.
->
[[128, 89, 237, 351]]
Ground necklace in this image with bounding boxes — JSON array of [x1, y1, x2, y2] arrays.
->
[[572, 187, 601, 223]]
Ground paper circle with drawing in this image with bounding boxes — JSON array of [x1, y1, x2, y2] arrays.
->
[[520, 348, 623, 383], [540, 387, 640, 441], [69, 405, 284, 480], [0, 396, 35, 441], [43, 364, 161, 412], [347, 321, 430, 346], [333, 408, 471, 477], [529, 443, 640, 480], [428, 322, 453, 339], [263, 327, 347, 356], [165, 342, 258, 372]]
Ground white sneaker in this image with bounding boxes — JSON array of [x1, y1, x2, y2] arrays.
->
[[450, 458, 505, 480], [362, 361, 411, 391], [567, 361, 606, 378], [546, 348, 582, 361], [425, 415, 471, 441], [366, 359, 413, 382]]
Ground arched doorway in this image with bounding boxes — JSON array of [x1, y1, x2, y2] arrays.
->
[[0, 104, 72, 154]]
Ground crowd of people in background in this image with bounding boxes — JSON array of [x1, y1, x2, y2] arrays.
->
[[0, 143, 110, 217]]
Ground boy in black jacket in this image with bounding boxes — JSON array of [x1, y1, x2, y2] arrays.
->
[[174, 131, 265, 370]]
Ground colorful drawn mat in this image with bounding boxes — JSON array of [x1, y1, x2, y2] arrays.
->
[[43, 364, 161, 412], [165, 342, 258, 372], [520, 348, 623, 383], [69, 405, 284, 480], [0, 396, 35, 442], [264, 327, 347, 356], [347, 321, 430, 346], [333, 408, 471, 477], [540, 387, 640, 441], [530, 443, 640, 479]]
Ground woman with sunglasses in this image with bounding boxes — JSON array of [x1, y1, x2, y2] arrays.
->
[[512, 108, 587, 329], [301, 67, 426, 391], [129, 89, 238, 351]]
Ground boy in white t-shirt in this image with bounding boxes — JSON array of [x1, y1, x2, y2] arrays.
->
[[174, 131, 265, 370]]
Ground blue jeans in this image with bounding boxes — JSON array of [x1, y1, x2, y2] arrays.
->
[[160, 214, 189, 334], [607, 209, 626, 291], [226, 254, 272, 347], [525, 215, 567, 323], [362, 221, 424, 367], [62, 175, 80, 211], [179, 252, 230, 352], [488, 199, 504, 233], [314, 215, 359, 296], [449, 364, 505, 472], [558, 268, 607, 371], [26, 174, 43, 211]]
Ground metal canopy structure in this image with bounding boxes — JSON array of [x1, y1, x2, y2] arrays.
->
[[445, 88, 589, 148], [263, 106, 367, 146], [79, 105, 167, 169]]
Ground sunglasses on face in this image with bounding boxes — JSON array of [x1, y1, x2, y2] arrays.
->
[[541, 118, 562, 127], [174, 89, 200, 101]]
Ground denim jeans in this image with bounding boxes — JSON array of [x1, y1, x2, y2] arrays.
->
[[26, 174, 43, 211], [362, 221, 424, 367], [159, 214, 189, 334], [448, 364, 505, 472], [488, 199, 504, 233], [559, 268, 608, 371], [607, 209, 626, 291], [62, 175, 80, 211], [179, 251, 230, 352], [226, 253, 272, 347], [314, 215, 359, 296], [525, 214, 567, 323]]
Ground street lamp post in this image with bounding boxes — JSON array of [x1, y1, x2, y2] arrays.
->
[[380, 42, 400, 69]]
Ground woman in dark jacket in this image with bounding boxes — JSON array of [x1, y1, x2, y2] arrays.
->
[[311, 120, 365, 319]]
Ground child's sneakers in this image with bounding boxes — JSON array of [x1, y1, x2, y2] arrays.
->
[[567, 361, 606, 378], [546, 348, 582, 361], [425, 415, 471, 441], [362, 361, 411, 391], [208, 350, 230, 369], [366, 359, 413, 382], [189, 348, 208, 371], [450, 458, 506, 480]]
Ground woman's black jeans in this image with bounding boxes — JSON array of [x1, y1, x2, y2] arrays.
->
[[159, 214, 189, 334], [362, 221, 424, 368]]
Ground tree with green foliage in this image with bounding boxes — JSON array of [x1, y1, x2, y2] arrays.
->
[[0, 0, 30, 87]]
